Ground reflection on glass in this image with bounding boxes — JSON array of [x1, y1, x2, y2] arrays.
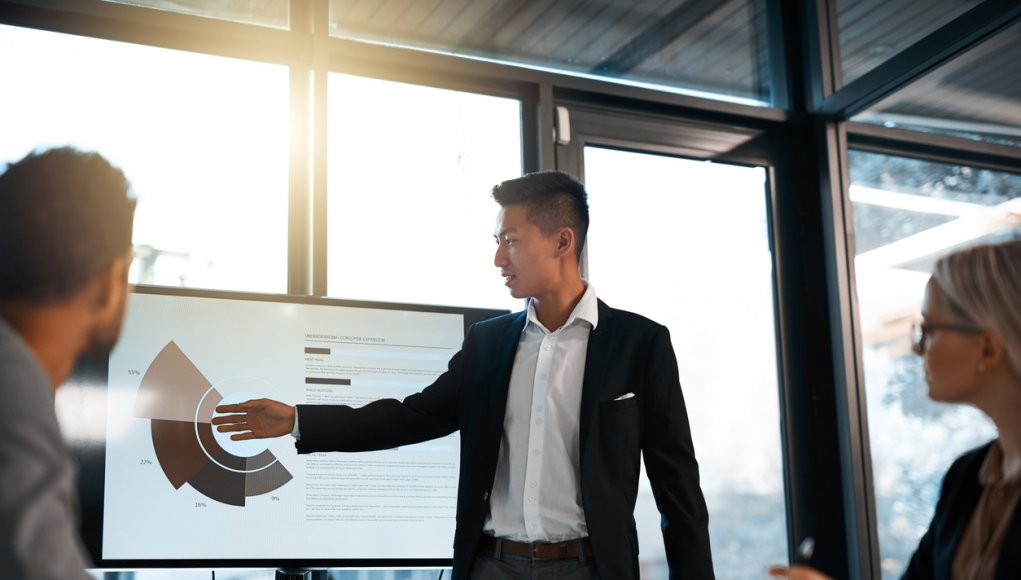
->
[[584, 147, 785, 579], [328, 0, 773, 106], [102, 0, 289, 29], [849, 150, 1020, 578], [326, 74, 522, 311], [0, 25, 290, 293], [836, 0, 979, 86], [852, 20, 1021, 148]]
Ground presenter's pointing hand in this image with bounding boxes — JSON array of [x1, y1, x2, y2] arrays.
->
[[212, 398, 295, 440]]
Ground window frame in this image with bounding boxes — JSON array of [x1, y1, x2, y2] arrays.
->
[[3, 0, 1021, 577]]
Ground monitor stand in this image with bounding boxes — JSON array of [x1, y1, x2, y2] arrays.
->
[[275, 569, 328, 580]]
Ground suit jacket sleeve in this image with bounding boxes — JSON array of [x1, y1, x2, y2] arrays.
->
[[641, 325, 715, 579], [294, 325, 477, 454]]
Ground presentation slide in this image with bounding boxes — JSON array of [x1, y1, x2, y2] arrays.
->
[[102, 292, 464, 561]]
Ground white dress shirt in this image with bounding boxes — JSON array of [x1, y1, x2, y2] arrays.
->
[[482, 283, 599, 542]]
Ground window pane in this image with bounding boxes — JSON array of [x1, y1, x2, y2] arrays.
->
[[584, 147, 785, 579], [0, 24, 290, 293], [329, 0, 774, 106], [849, 150, 1019, 578], [852, 19, 1021, 148], [837, 0, 979, 86], [102, 0, 289, 29], [326, 74, 522, 311]]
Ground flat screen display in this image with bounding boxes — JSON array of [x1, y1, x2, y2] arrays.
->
[[61, 286, 508, 569]]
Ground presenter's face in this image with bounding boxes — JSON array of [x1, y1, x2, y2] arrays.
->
[[494, 203, 560, 300]]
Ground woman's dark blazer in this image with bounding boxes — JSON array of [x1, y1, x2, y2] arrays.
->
[[902, 440, 1021, 579]]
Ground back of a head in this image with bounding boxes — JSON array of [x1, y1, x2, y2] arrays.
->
[[0, 147, 136, 305], [491, 170, 589, 259], [932, 240, 1021, 379]]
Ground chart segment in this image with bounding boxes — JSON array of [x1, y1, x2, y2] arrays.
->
[[134, 341, 291, 505]]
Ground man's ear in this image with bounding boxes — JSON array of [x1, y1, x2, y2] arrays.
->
[[89, 253, 131, 316], [554, 227, 575, 258]]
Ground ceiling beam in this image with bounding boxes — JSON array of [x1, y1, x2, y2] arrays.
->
[[589, 0, 725, 77], [847, 122, 1021, 175]]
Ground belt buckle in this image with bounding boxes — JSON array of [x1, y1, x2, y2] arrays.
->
[[531, 541, 565, 560]]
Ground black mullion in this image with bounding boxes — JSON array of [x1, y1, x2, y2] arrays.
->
[[287, 0, 315, 296], [818, 0, 1021, 118], [310, 0, 329, 298]]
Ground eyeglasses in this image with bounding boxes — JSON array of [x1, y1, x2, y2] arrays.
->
[[911, 321, 984, 356]]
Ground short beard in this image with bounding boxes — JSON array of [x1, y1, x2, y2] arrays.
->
[[81, 297, 127, 360], [82, 323, 120, 360]]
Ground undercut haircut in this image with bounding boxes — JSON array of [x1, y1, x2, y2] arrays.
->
[[491, 170, 589, 259], [0, 147, 136, 304]]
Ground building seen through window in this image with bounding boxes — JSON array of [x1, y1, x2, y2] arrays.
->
[[849, 150, 1020, 578]]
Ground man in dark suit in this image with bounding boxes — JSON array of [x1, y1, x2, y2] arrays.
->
[[215, 170, 714, 579]]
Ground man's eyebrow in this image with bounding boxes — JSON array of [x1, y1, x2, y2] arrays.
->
[[495, 227, 516, 238]]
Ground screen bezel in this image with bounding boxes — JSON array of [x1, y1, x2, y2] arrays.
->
[[68, 284, 511, 570]]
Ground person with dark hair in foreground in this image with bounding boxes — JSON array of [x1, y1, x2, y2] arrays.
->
[[214, 170, 714, 579], [0, 147, 136, 579], [770, 240, 1021, 579]]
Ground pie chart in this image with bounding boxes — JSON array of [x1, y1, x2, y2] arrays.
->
[[132, 341, 292, 506]]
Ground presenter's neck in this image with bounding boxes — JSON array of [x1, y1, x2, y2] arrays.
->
[[531, 277, 586, 332]]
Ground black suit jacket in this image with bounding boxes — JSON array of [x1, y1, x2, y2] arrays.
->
[[902, 440, 1021, 579], [296, 299, 714, 579]]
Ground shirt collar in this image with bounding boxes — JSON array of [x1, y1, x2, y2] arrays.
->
[[979, 439, 1021, 487], [525, 281, 599, 333]]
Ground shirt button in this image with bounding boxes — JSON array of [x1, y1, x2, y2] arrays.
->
[[530, 482, 538, 488], [482, 490, 489, 501], [528, 495, 536, 502]]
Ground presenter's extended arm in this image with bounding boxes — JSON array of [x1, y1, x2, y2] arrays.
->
[[212, 399, 295, 440]]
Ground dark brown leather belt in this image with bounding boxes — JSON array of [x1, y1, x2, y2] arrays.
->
[[478, 535, 592, 560]]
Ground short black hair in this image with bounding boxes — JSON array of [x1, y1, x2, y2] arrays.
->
[[0, 147, 136, 304], [491, 170, 589, 259]]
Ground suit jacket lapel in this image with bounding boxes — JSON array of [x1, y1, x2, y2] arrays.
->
[[579, 300, 614, 462], [486, 311, 527, 454]]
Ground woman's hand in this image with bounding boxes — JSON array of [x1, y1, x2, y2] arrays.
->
[[767, 565, 833, 579]]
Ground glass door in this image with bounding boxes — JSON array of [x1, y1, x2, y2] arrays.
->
[[556, 106, 787, 579]]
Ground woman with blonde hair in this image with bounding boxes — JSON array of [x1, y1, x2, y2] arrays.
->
[[771, 239, 1021, 579]]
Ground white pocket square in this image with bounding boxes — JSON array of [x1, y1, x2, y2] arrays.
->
[[613, 392, 635, 401]]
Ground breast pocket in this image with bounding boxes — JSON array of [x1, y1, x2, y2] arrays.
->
[[597, 396, 643, 482]]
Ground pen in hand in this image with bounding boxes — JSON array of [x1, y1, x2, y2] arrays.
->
[[796, 536, 815, 563], [768, 536, 833, 578]]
